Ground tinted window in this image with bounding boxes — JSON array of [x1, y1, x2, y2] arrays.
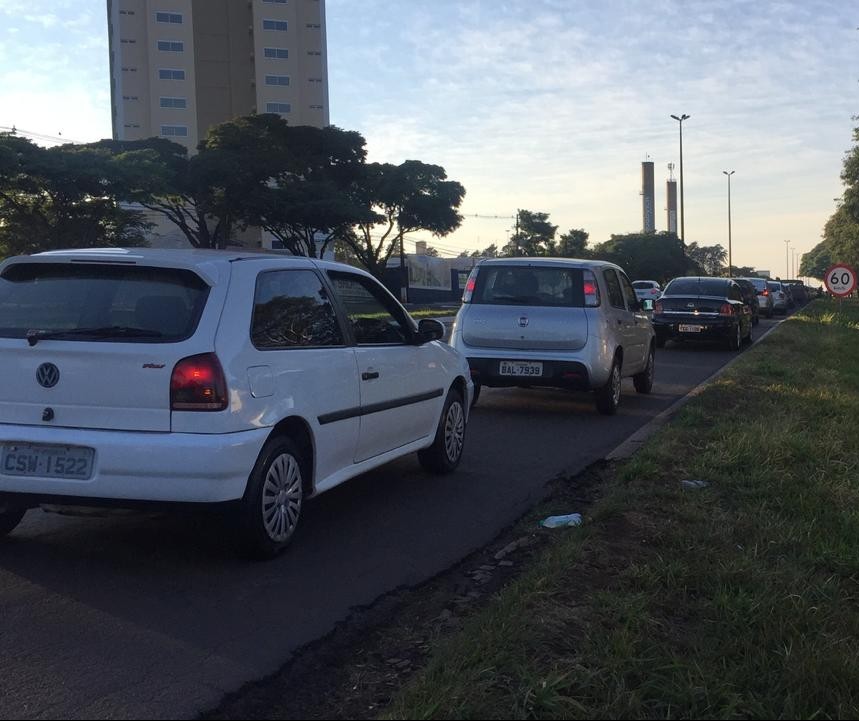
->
[[328, 272, 411, 345], [632, 281, 656, 289], [251, 270, 343, 349], [618, 272, 639, 309], [0, 263, 209, 342], [471, 266, 584, 307], [603, 270, 625, 309], [664, 278, 730, 296], [767, 281, 781, 292], [746, 278, 768, 291], [728, 283, 743, 302]]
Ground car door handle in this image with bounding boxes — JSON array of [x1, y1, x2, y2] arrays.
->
[[362, 371, 380, 381]]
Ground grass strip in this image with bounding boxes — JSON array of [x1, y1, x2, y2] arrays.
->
[[385, 300, 859, 720]]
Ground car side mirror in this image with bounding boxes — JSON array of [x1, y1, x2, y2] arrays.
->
[[641, 299, 654, 312], [415, 318, 445, 344]]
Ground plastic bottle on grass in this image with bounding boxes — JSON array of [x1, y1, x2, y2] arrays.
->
[[540, 513, 582, 529]]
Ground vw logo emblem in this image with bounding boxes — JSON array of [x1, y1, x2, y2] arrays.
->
[[518, 316, 529, 328], [36, 363, 60, 389]]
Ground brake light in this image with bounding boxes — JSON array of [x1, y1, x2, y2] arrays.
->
[[170, 353, 228, 411], [761, 289, 769, 296], [719, 303, 734, 316], [654, 300, 664, 315], [462, 270, 478, 303], [651, 288, 660, 295], [583, 271, 601, 307]]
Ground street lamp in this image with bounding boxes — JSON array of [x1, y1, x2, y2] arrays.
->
[[671, 114, 690, 244], [784, 240, 790, 280], [723, 170, 735, 277]]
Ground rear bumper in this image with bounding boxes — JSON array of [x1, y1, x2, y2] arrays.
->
[[467, 357, 591, 390], [0, 424, 269, 504], [652, 316, 736, 342]]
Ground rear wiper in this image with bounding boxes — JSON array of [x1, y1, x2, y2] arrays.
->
[[26, 326, 164, 346]]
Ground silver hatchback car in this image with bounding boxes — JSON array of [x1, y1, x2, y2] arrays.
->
[[450, 258, 656, 415]]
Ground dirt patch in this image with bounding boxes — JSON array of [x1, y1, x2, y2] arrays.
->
[[201, 463, 610, 720]]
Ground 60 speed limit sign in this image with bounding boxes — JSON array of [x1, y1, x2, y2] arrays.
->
[[824, 264, 858, 297]]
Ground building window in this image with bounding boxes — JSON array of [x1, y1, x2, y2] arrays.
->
[[306, 23, 321, 29], [310, 104, 323, 110], [157, 40, 184, 52], [262, 19, 288, 31], [121, 67, 138, 72], [160, 125, 188, 137], [307, 50, 321, 56], [308, 78, 323, 83], [122, 95, 140, 100], [160, 96, 187, 109], [159, 68, 186, 80], [123, 123, 141, 128], [262, 0, 288, 4], [156, 12, 182, 23], [120, 39, 137, 44], [265, 75, 290, 86], [263, 47, 289, 59], [265, 102, 291, 114]]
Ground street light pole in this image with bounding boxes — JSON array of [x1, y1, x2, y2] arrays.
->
[[723, 170, 735, 277], [784, 240, 790, 280], [671, 114, 690, 245]]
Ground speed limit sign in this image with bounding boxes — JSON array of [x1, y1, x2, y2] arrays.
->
[[824, 265, 858, 297]]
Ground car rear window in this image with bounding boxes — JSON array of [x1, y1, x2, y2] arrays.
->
[[746, 278, 768, 291], [632, 281, 656, 289], [767, 281, 782, 292], [663, 278, 729, 296], [471, 266, 585, 307], [0, 262, 210, 342]]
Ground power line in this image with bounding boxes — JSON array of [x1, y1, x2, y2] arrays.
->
[[0, 126, 85, 145]]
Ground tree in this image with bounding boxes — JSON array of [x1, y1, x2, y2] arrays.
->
[[686, 242, 727, 276], [0, 133, 148, 256], [590, 232, 691, 282], [345, 160, 465, 279], [554, 228, 590, 258], [502, 210, 557, 256], [470, 243, 498, 259], [211, 118, 373, 257], [799, 240, 834, 280]]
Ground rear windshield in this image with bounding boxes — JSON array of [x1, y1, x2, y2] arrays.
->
[[767, 281, 782, 291], [472, 266, 584, 307], [746, 278, 768, 291], [632, 281, 656, 289], [663, 278, 729, 297], [0, 263, 210, 342]]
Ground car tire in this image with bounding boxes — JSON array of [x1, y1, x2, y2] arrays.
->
[[727, 323, 742, 351], [745, 323, 754, 345], [595, 357, 622, 415], [419, 387, 466, 474], [0, 506, 27, 538], [471, 381, 481, 408], [633, 346, 655, 394], [236, 435, 305, 560]]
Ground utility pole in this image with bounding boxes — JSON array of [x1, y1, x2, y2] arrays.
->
[[784, 240, 790, 280], [723, 170, 734, 277], [671, 114, 690, 245]]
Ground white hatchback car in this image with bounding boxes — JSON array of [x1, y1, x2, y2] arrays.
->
[[0, 249, 471, 557]]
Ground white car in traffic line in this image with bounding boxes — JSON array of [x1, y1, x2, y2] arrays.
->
[[0, 248, 472, 557]]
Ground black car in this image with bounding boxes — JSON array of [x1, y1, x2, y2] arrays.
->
[[734, 278, 760, 326], [652, 277, 754, 351]]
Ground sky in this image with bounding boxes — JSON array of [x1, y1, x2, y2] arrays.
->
[[0, 0, 856, 276]]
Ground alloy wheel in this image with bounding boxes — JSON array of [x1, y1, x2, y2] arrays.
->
[[261, 453, 303, 543], [444, 400, 465, 463]]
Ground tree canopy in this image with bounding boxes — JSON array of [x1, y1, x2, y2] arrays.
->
[[589, 232, 691, 283], [0, 133, 148, 257]]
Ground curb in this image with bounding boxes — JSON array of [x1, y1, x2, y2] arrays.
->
[[606, 317, 787, 461]]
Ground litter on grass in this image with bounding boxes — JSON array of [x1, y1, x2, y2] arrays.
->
[[681, 479, 710, 489], [540, 513, 582, 529]]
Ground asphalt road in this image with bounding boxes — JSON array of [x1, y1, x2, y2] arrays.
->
[[0, 317, 782, 720]]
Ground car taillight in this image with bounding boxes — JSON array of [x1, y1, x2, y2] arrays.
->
[[651, 288, 660, 295], [462, 270, 478, 303], [654, 300, 664, 315], [583, 271, 601, 307], [719, 303, 734, 316], [170, 353, 228, 411], [761, 289, 770, 296]]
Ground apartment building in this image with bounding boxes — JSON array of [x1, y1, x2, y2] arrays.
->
[[107, 0, 329, 246]]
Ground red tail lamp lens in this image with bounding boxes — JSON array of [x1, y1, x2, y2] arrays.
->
[[170, 353, 228, 411], [654, 301, 664, 314], [720, 303, 734, 316]]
